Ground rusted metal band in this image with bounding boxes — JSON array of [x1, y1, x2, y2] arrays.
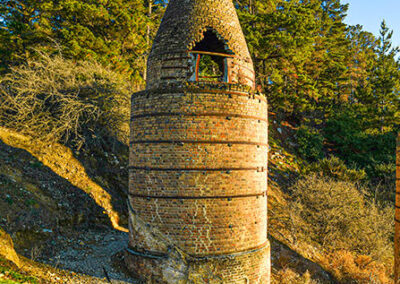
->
[[160, 76, 187, 80], [199, 76, 221, 79], [126, 241, 269, 261], [195, 53, 201, 81], [128, 191, 266, 200], [395, 218, 400, 223], [197, 80, 239, 85], [130, 112, 268, 123], [161, 66, 190, 70], [186, 88, 264, 101], [187, 50, 253, 64], [131, 85, 261, 98], [188, 50, 236, 58], [129, 140, 268, 147], [395, 205, 400, 209], [162, 56, 191, 61], [126, 246, 168, 260], [187, 241, 269, 260], [128, 166, 266, 172], [151, 50, 252, 64]]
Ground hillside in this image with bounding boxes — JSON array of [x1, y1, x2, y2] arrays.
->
[[0, 123, 336, 283], [0, 121, 393, 283], [267, 117, 393, 283], [0, 127, 135, 283], [0, 0, 398, 282]]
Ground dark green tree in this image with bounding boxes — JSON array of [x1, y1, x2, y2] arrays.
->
[[325, 21, 400, 178], [239, 0, 352, 126], [0, 0, 149, 81], [368, 20, 400, 133], [0, 0, 54, 71]]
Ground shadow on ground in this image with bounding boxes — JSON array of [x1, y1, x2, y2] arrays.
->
[[0, 139, 137, 283]]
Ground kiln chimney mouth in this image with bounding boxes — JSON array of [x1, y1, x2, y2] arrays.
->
[[189, 28, 233, 83]]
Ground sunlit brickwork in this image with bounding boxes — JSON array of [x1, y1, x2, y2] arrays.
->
[[126, 0, 270, 282]]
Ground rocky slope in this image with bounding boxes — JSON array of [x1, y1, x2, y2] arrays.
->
[[0, 126, 336, 283]]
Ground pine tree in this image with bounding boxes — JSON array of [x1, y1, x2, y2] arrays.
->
[[368, 20, 400, 133], [0, 0, 149, 80], [325, 21, 400, 175], [51, 0, 148, 80], [0, 0, 54, 71], [238, 0, 352, 125]]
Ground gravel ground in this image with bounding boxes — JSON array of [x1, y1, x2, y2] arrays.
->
[[41, 229, 140, 284]]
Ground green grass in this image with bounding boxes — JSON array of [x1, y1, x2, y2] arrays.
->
[[0, 260, 38, 284], [0, 279, 20, 284]]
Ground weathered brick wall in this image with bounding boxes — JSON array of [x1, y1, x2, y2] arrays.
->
[[146, 0, 255, 89], [150, 0, 250, 58], [395, 133, 400, 283], [127, 0, 270, 282], [125, 241, 270, 283], [129, 197, 267, 254], [127, 87, 269, 283]]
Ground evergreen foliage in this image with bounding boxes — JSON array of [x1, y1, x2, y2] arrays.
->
[[236, 0, 399, 184], [1, 0, 398, 181], [0, 0, 399, 281], [0, 0, 159, 81]]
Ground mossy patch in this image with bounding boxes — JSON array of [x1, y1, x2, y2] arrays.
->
[[0, 258, 37, 284]]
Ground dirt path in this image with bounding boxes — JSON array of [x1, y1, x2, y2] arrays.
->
[[0, 128, 138, 282], [40, 229, 139, 283]]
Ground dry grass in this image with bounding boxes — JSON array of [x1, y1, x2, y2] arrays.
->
[[285, 174, 394, 283], [318, 251, 391, 283], [272, 268, 316, 284], [0, 127, 128, 233]]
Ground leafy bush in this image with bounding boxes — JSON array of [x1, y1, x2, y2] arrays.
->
[[304, 156, 366, 182], [289, 175, 393, 264], [0, 52, 132, 148], [296, 125, 324, 161], [325, 110, 397, 180]]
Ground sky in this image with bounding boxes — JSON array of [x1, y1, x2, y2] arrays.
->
[[343, 0, 400, 48]]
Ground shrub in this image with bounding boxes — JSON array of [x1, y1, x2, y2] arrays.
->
[[304, 156, 366, 182], [319, 251, 390, 283], [0, 52, 132, 148], [325, 111, 396, 181], [288, 175, 393, 264], [272, 268, 316, 284], [296, 125, 324, 161]]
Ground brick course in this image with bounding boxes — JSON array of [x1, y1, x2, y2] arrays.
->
[[126, 0, 270, 282]]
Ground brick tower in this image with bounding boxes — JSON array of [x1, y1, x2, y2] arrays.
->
[[126, 0, 270, 282]]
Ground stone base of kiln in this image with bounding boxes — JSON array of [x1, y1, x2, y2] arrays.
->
[[124, 241, 270, 283]]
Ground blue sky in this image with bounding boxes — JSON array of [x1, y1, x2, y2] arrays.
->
[[343, 0, 400, 48]]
